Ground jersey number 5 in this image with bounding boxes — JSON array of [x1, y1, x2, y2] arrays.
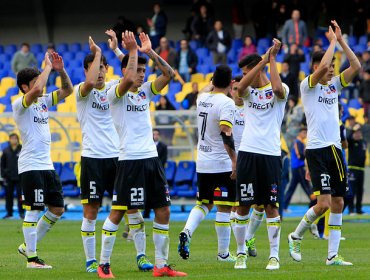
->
[[199, 112, 208, 140]]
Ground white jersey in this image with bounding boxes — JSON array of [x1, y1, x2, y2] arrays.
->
[[239, 83, 289, 156], [301, 73, 347, 150], [233, 105, 245, 153], [107, 81, 158, 160], [196, 92, 235, 173], [76, 80, 119, 158], [12, 93, 57, 173]]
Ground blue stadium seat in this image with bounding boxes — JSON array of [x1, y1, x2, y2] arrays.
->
[[53, 162, 63, 176], [0, 45, 4, 54], [69, 43, 81, 53], [0, 186, 5, 198], [67, 141, 81, 152], [197, 64, 210, 75], [0, 141, 9, 151], [359, 35, 367, 46], [196, 48, 209, 60], [353, 45, 366, 54], [0, 54, 9, 64], [4, 104, 12, 112], [51, 132, 61, 142], [56, 43, 69, 53], [173, 161, 196, 195], [75, 51, 86, 62], [348, 36, 357, 47], [168, 82, 182, 96], [31, 44, 43, 54], [97, 42, 109, 52], [348, 98, 362, 109], [6, 87, 19, 97], [189, 40, 200, 51], [4, 44, 17, 56], [60, 161, 77, 186], [300, 62, 310, 75], [0, 96, 11, 106], [81, 42, 90, 53], [63, 51, 75, 61], [0, 69, 8, 79], [103, 50, 115, 61], [47, 85, 58, 93], [63, 185, 80, 197], [232, 39, 243, 52], [257, 38, 270, 49], [165, 161, 176, 187]]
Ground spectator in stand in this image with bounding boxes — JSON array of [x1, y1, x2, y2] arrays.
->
[[284, 43, 305, 82], [113, 16, 136, 45], [361, 50, 370, 74], [147, 3, 168, 49], [281, 10, 308, 48], [359, 68, 370, 118], [238, 36, 257, 61], [46, 44, 58, 87], [346, 115, 357, 136], [284, 96, 304, 149], [284, 127, 314, 212], [352, 0, 367, 37], [183, 9, 196, 40], [312, 44, 323, 54], [191, 5, 214, 46], [280, 61, 298, 98], [175, 39, 198, 82], [347, 123, 367, 215], [182, 82, 199, 110], [11, 43, 37, 74], [152, 37, 177, 76], [206, 20, 231, 65], [231, 0, 247, 39], [155, 96, 175, 145], [1, 133, 23, 219]]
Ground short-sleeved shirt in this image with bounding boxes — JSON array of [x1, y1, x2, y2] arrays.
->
[[233, 105, 245, 153], [76, 80, 119, 158], [12, 92, 57, 173], [107, 81, 158, 160], [301, 73, 347, 150], [239, 83, 289, 156], [196, 92, 235, 173]]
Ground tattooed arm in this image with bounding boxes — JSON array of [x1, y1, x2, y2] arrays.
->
[[51, 52, 73, 102], [138, 33, 175, 93], [117, 31, 137, 97]]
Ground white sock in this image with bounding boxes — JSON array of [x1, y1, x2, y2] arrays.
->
[[100, 218, 118, 264], [230, 211, 237, 239], [245, 209, 264, 241], [293, 207, 319, 238], [37, 210, 60, 242], [81, 217, 96, 262], [184, 205, 209, 237], [215, 212, 231, 257], [234, 213, 249, 255], [153, 222, 169, 268], [23, 211, 40, 259], [266, 216, 281, 260], [328, 213, 342, 259], [128, 212, 146, 256]]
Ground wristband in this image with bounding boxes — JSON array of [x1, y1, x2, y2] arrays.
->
[[114, 48, 123, 57]]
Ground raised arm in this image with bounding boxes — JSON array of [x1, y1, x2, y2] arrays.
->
[[106, 29, 125, 62], [237, 47, 271, 98], [51, 52, 73, 101], [332, 20, 361, 84], [310, 26, 337, 87], [269, 38, 285, 99], [220, 125, 237, 180], [116, 31, 138, 97], [23, 53, 52, 106], [80, 37, 102, 97], [138, 33, 175, 92]]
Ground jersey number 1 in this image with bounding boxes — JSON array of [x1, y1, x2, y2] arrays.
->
[[199, 112, 208, 140]]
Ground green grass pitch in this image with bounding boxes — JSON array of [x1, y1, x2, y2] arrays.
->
[[0, 218, 369, 279]]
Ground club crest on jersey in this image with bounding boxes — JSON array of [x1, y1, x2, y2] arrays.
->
[[329, 84, 336, 93], [214, 187, 228, 198], [138, 91, 147, 100], [34, 102, 48, 112], [265, 89, 273, 99]]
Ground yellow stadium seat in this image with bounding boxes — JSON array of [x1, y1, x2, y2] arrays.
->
[[107, 66, 114, 76], [182, 82, 192, 93], [0, 104, 5, 113], [205, 73, 213, 83], [11, 93, 22, 103], [1, 77, 16, 88], [160, 84, 168, 95], [148, 74, 157, 82], [175, 91, 187, 103], [55, 76, 61, 88], [299, 71, 306, 81], [150, 101, 156, 112], [190, 73, 204, 83], [348, 108, 358, 118], [355, 108, 365, 124], [0, 131, 9, 142], [198, 82, 208, 91]]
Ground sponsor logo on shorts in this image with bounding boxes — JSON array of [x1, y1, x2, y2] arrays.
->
[[214, 187, 228, 198], [271, 184, 278, 194]]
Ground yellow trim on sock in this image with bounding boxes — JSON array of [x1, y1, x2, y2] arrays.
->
[[153, 228, 169, 235], [328, 225, 342, 230], [102, 230, 117, 236], [42, 215, 55, 225], [129, 223, 142, 230], [215, 221, 230, 227], [23, 221, 37, 227], [194, 205, 207, 215], [313, 191, 321, 196], [267, 222, 281, 227], [81, 231, 95, 236], [234, 219, 248, 225]]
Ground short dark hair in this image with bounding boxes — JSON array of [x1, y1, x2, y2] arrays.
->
[[153, 128, 160, 134], [121, 55, 148, 69], [9, 133, 19, 141], [17, 68, 41, 93], [233, 75, 243, 82], [212, 65, 232, 88], [21, 42, 30, 48], [83, 54, 108, 70], [299, 127, 307, 132], [238, 54, 262, 69], [311, 51, 335, 67]]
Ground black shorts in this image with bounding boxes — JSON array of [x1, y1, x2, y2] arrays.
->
[[236, 151, 281, 207], [80, 156, 118, 204], [306, 145, 347, 197], [112, 157, 171, 210], [20, 170, 64, 211], [197, 172, 236, 206]]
